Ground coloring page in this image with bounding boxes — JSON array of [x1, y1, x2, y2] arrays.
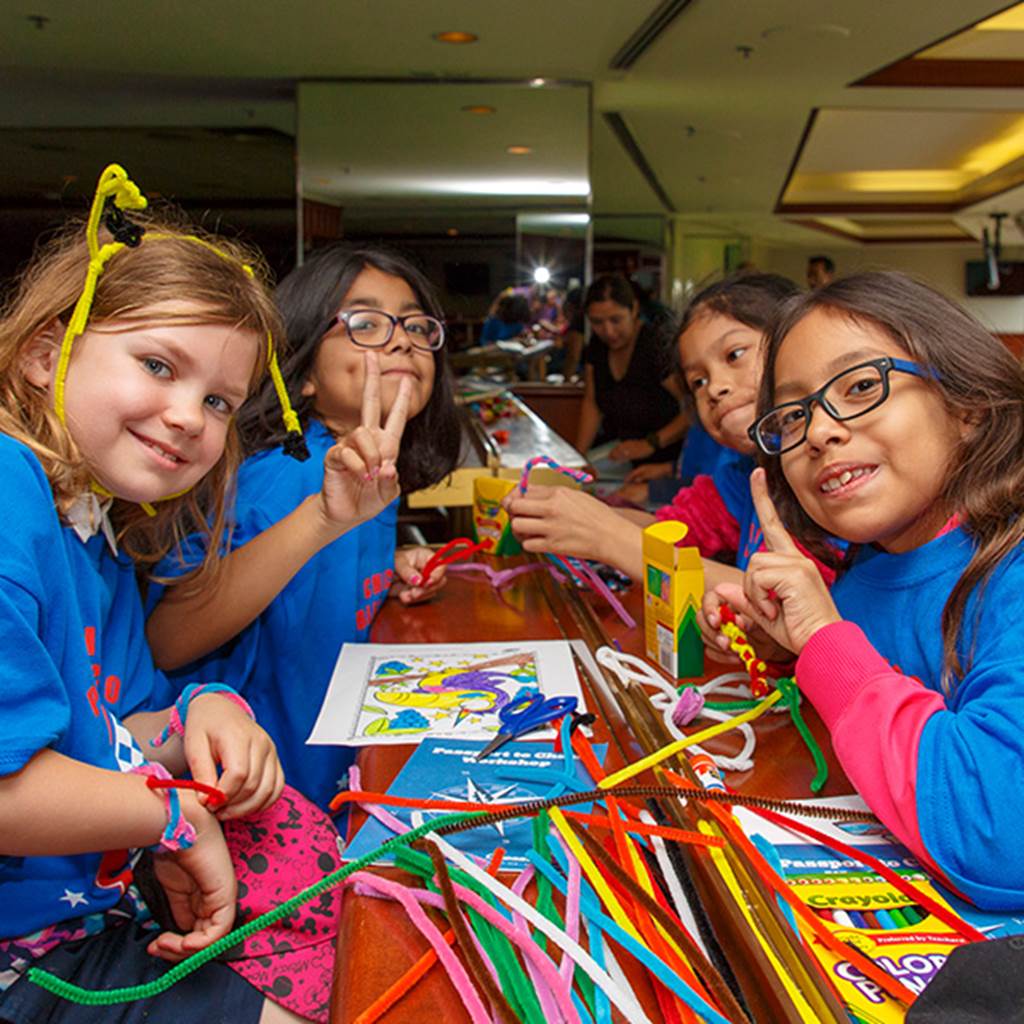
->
[[307, 640, 583, 746]]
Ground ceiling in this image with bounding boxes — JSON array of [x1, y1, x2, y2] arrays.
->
[[0, 0, 1021, 251]]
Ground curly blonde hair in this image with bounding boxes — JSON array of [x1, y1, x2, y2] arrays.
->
[[0, 210, 284, 592]]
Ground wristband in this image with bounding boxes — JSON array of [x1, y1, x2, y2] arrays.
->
[[149, 682, 255, 748], [645, 431, 661, 452], [130, 762, 197, 853]]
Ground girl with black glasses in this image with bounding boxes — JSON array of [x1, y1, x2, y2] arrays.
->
[[146, 243, 461, 809]]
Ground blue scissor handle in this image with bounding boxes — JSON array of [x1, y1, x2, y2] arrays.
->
[[500, 693, 578, 734]]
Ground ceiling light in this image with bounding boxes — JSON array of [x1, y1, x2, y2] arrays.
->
[[462, 104, 496, 115], [533, 267, 552, 284], [506, 145, 532, 155], [529, 78, 547, 87], [446, 227, 459, 237], [434, 30, 478, 44]]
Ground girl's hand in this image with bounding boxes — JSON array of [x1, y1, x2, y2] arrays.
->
[[147, 793, 236, 962], [624, 461, 673, 484], [697, 587, 796, 664], [392, 546, 448, 605], [319, 351, 413, 530], [184, 695, 284, 820], [705, 469, 841, 655], [610, 438, 653, 462], [503, 485, 620, 562]]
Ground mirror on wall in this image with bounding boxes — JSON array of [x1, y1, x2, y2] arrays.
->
[[297, 80, 590, 344]]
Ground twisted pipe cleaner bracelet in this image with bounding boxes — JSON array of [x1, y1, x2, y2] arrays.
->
[[415, 820, 653, 1024], [596, 648, 758, 773], [25, 809, 484, 1005]]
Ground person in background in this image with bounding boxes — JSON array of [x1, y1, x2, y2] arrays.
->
[[806, 255, 835, 289], [507, 273, 832, 608], [576, 273, 685, 468], [480, 292, 531, 345]]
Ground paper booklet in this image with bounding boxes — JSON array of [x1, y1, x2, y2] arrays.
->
[[307, 640, 584, 747]]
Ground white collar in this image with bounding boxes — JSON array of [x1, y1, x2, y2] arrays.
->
[[65, 491, 118, 556]]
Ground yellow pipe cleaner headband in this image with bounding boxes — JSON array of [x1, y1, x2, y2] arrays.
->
[[54, 164, 307, 514]]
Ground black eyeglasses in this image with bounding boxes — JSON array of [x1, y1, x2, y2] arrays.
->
[[749, 357, 932, 456], [324, 308, 446, 352]]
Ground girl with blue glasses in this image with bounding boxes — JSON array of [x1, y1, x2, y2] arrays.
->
[[704, 270, 1024, 911]]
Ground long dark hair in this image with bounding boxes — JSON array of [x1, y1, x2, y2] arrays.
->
[[237, 243, 461, 492], [760, 270, 1024, 688]]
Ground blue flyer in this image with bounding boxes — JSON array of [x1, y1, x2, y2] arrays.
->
[[344, 736, 605, 870]]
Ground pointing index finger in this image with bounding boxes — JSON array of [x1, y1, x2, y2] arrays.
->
[[750, 467, 798, 554], [361, 350, 382, 428]]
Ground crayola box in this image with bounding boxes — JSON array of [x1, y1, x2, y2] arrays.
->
[[471, 476, 521, 555], [642, 521, 703, 678], [785, 869, 973, 1023], [733, 796, 1021, 1024]]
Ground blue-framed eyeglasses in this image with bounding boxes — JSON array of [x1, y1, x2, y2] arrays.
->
[[749, 357, 932, 456], [324, 308, 446, 352]]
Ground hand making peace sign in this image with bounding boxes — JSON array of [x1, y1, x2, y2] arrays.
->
[[701, 468, 841, 655], [318, 350, 413, 529]]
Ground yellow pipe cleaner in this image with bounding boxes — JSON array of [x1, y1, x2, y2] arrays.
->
[[599, 689, 783, 790]]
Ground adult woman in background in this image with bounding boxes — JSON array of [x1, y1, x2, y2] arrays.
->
[[577, 274, 685, 467]]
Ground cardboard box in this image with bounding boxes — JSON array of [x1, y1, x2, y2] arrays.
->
[[642, 521, 704, 679]]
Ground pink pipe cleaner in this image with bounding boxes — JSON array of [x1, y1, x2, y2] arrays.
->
[[519, 455, 593, 495]]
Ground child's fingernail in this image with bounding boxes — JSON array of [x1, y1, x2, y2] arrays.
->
[[411, 575, 421, 586], [364, 472, 374, 482]]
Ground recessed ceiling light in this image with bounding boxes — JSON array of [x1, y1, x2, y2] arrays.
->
[[462, 104, 496, 115], [434, 30, 478, 44], [506, 145, 532, 155], [529, 77, 547, 87]]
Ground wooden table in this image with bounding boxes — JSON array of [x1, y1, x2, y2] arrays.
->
[[331, 562, 851, 1023]]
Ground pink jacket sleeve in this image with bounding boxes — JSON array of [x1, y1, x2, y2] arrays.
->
[[654, 475, 739, 559], [796, 621, 950, 879]]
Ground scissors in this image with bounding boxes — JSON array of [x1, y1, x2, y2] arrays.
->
[[475, 692, 579, 760]]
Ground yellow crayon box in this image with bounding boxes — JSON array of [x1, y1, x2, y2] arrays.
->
[[471, 476, 521, 555], [642, 521, 704, 679]]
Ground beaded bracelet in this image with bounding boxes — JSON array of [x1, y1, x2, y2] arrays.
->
[[150, 682, 255, 748], [130, 762, 198, 853]]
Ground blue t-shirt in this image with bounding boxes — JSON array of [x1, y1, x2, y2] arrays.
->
[[711, 451, 761, 569], [832, 528, 1024, 908], [0, 436, 155, 938], [647, 422, 732, 506], [160, 420, 398, 809]]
